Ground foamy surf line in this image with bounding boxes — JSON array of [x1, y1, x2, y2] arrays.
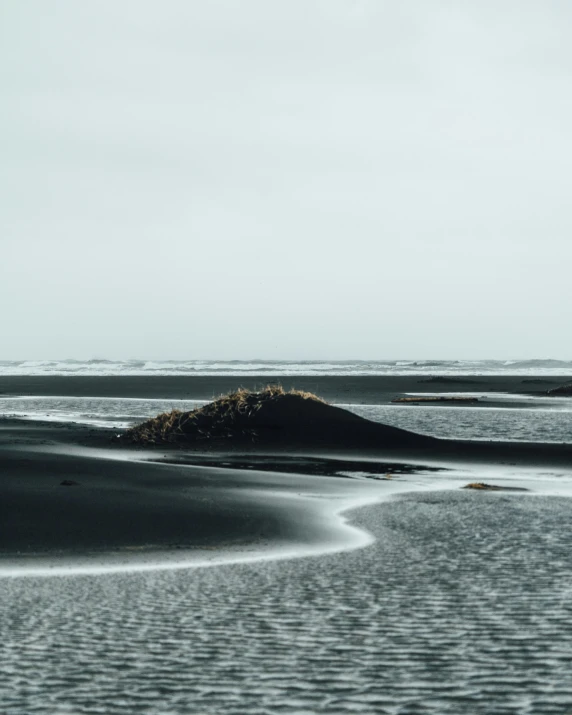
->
[[2, 358, 572, 376]]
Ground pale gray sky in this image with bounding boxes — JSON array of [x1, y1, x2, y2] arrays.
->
[[2, 0, 571, 360]]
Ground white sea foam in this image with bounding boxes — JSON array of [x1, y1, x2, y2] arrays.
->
[[2, 358, 572, 376]]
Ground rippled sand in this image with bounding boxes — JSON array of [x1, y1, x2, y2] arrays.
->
[[2, 491, 572, 714]]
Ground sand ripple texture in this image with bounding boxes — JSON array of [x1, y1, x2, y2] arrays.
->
[[2, 493, 572, 714]]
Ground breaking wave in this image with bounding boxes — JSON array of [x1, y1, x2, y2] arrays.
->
[[1, 359, 572, 377]]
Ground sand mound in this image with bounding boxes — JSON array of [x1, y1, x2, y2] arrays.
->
[[122, 385, 431, 450]]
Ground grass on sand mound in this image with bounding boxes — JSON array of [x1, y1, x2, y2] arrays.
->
[[122, 385, 329, 445]]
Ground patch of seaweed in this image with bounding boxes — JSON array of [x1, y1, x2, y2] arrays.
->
[[122, 385, 328, 445]]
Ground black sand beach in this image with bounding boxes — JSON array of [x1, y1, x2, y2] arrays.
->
[[0, 411, 411, 561], [1, 375, 572, 561], [2, 375, 572, 715]]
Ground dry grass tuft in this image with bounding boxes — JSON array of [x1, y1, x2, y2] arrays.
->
[[122, 385, 326, 445]]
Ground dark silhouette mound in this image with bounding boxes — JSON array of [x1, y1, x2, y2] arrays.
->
[[547, 383, 572, 396], [122, 386, 434, 451]]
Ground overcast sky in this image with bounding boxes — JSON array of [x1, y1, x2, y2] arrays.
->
[[2, 0, 571, 360]]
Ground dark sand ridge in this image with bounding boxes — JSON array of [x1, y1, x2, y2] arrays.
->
[[0, 419, 392, 559], [1, 374, 570, 403]]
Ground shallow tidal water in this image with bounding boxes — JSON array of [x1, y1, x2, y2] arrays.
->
[[1, 394, 571, 443], [2, 491, 572, 715]]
